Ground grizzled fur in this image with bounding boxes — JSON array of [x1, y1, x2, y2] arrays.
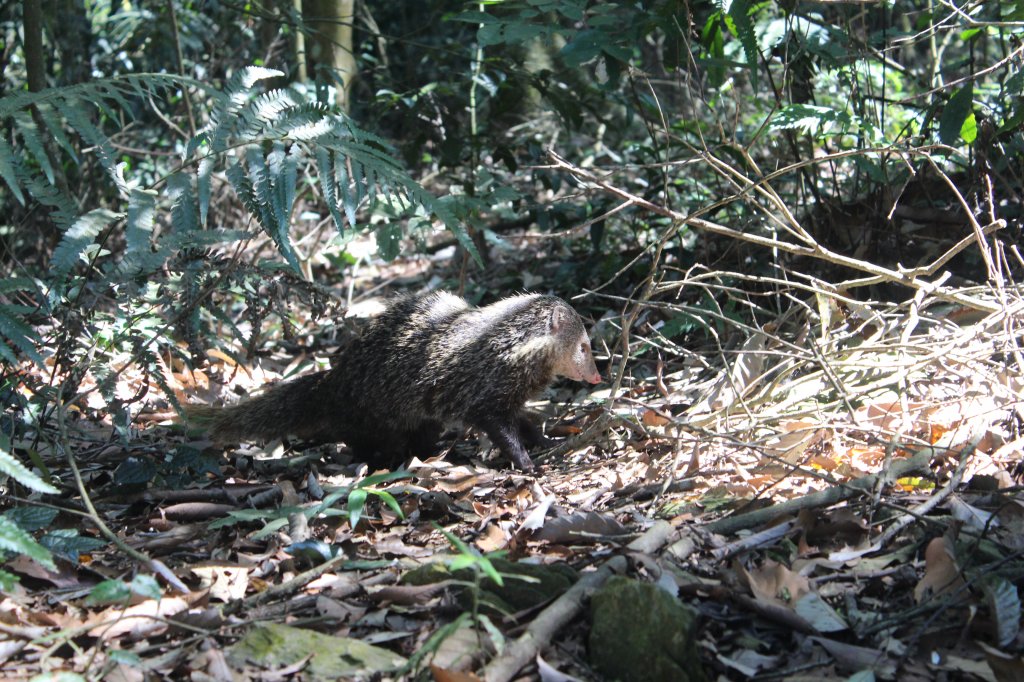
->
[[188, 292, 601, 470]]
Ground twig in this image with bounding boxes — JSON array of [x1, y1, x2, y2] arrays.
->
[[711, 520, 796, 561], [547, 150, 1004, 313], [56, 397, 189, 593], [704, 446, 933, 536], [165, 0, 196, 137], [874, 434, 978, 548], [482, 520, 676, 682], [224, 552, 349, 616]]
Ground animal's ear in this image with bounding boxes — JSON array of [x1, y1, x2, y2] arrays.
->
[[550, 306, 571, 333]]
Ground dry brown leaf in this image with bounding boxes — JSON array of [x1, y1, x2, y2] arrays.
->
[[474, 523, 509, 553], [809, 636, 895, 676], [191, 564, 250, 602], [858, 400, 928, 435], [430, 663, 482, 682], [89, 596, 189, 639], [914, 536, 966, 603], [533, 511, 629, 544], [978, 641, 1024, 682], [367, 582, 450, 607], [699, 330, 768, 412], [736, 560, 811, 608], [641, 408, 670, 427]]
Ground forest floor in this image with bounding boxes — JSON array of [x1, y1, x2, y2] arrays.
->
[[3, 236, 1024, 682]]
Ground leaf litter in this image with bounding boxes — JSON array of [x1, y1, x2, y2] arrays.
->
[[3, 268, 1024, 681]]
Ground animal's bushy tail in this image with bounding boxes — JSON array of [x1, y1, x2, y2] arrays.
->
[[183, 371, 329, 443]]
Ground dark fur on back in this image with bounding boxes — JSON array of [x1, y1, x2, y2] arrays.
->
[[188, 292, 600, 470]]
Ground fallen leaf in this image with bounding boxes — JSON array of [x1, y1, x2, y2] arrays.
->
[[914, 536, 966, 603]]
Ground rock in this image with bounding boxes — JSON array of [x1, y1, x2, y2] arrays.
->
[[589, 576, 706, 682]]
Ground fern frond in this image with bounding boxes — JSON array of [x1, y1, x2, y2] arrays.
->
[[240, 89, 304, 137], [120, 188, 161, 276], [261, 102, 332, 139], [316, 147, 347, 230], [168, 174, 199, 235], [266, 142, 291, 233], [136, 343, 182, 413], [0, 136, 25, 205], [240, 146, 300, 271], [287, 115, 337, 141], [94, 82, 137, 123], [245, 146, 277, 231], [725, 0, 760, 88], [0, 277, 39, 295], [0, 304, 44, 366], [50, 209, 121, 279], [13, 112, 56, 185], [22, 171, 79, 230], [207, 66, 284, 151], [0, 436, 57, 496], [49, 98, 115, 174], [37, 102, 80, 163], [333, 152, 358, 227], [225, 160, 258, 221], [197, 156, 214, 227]]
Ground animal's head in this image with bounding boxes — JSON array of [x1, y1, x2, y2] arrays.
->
[[549, 303, 602, 385]]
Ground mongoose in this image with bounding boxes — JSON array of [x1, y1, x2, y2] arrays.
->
[[187, 292, 601, 470]]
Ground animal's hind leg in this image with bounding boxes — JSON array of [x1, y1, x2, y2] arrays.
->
[[405, 421, 443, 457]]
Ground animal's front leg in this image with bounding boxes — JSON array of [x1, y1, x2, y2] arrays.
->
[[478, 418, 535, 471], [517, 414, 553, 449]]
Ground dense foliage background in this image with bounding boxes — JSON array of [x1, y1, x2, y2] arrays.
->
[[2, 0, 1023, 678]]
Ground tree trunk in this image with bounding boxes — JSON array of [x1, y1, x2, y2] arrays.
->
[[22, 0, 47, 92], [305, 0, 356, 112]]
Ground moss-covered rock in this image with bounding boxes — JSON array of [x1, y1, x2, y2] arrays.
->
[[589, 576, 706, 682], [228, 622, 405, 679]]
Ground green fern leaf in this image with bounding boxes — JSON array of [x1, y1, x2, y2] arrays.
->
[[0, 339, 19, 366], [278, 102, 333, 139], [50, 98, 115, 173], [0, 515, 56, 570], [235, 66, 285, 89], [0, 305, 44, 365], [266, 142, 292, 233], [21, 172, 77, 230], [725, 0, 760, 88], [94, 82, 137, 123], [0, 136, 25, 205], [13, 112, 56, 185], [185, 131, 210, 161], [225, 160, 258, 219], [0, 277, 39, 294], [363, 167, 377, 211], [333, 153, 359, 228], [136, 344, 183, 413], [244, 146, 300, 271], [316, 148, 347, 231], [37, 102, 80, 162], [245, 146, 277, 230], [242, 89, 302, 137], [289, 113, 337, 141], [208, 67, 283, 151], [121, 188, 160, 275], [197, 156, 214, 227], [168, 173, 199, 235], [280, 143, 300, 229], [51, 209, 121, 278]]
